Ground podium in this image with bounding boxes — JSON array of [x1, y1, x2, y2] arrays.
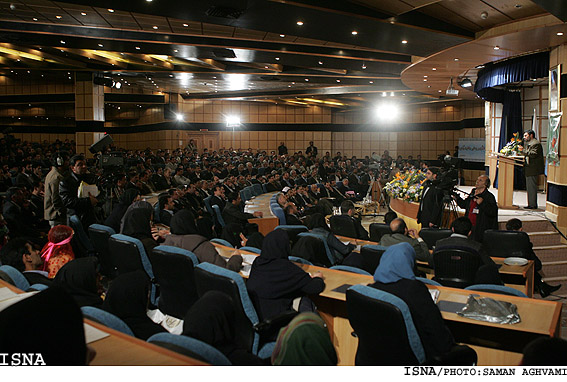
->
[[489, 153, 524, 209]]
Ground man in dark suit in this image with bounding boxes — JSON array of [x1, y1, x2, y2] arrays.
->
[[210, 184, 226, 211], [505, 218, 560, 297], [281, 172, 295, 188], [158, 194, 175, 226], [434, 216, 502, 285], [284, 203, 303, 226], [0, 237, 52, 287], [417, 167, 444, 228], [306, 141, 318, 157], [338, 200, 369, 240], [222, 192, 263, 229]]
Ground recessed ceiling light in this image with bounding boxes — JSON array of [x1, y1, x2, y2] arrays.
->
[[351, 31, 358, 35], [264, 66, 269, 69], [336, 79, 340, 82], [304, 78, 309, 81], [494, 46, 500, 50], [557, 32, 564, 36], [454, 58, 459, 61], [427, 85, 431, 88], [382, 92, 387, 97], [169, 74, 173, 77], [182, 23, 189, 27], [423, 75, 428, 78], [362, 64, 366, 69], [108, 9, 114, 13], [423, 79, 427, 81], [296, 21, 304, 26], [275, 57, 280, 60], [152, 26, 158, 29], [291, 82, 295, 84], [173, 49, 178, 53], [81, 12, 87, 16], [432, 68, 437, 71], [60, 40, 65, 44], [318, 61, 323, 65], [98, 44, 103, 47], [280, 34, 285, 38], [369, 81, 373, 84], [32, 18, 38, 21], [55, 15, 62, 19], [438, 90, 442, 92], [401, 40, 407, 44], [135, 46, 141, 50]]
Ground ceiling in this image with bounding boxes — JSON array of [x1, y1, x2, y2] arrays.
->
[[0, 0, 554, 111]]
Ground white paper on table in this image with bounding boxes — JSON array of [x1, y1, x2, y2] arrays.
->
[[78, 181, 100, 198], [341, 241, 352, 246], [84, 323, 110, 344], [241, 254, 257, 265], [429, 289, 440, 303], [0, 287, 18, 302], [0, 292, 38, 313], [355, 245, 361, 252]]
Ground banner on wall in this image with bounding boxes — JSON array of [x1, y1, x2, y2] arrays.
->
[[547, 112, 562, 166], [458, 138, 485, 162]]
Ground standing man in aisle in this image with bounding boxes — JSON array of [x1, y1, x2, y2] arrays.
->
[[417, 167, 444, 228], [306, 141, 318, 158], [278, 142, 288, 156], [522, 130, 545, 209], [44, 151, 69, 227]]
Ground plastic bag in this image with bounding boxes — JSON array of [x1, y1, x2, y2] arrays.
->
[[457, 294, 521, 324]]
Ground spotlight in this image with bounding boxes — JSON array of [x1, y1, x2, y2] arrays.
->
[[458, 78, 473, 88], [175, 113, 184, 121], [114, 81, 122, 89], [375, 103, 399, 121], [93, 76, 122, 88], [226, 115, 240, 127]]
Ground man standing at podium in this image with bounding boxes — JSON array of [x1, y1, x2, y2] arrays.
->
[[522, 130, 545, 209]]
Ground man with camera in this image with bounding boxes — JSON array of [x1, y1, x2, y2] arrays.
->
[[522, 129, 544, 209], [417, 167, 444, 228]]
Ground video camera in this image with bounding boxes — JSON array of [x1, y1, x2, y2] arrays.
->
[[436, 155, 462, 194]]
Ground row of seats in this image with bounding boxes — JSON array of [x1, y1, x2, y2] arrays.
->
[[270, 194, 286, 225]]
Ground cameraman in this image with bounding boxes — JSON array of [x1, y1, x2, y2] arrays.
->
[[417, 167, 444, 228], [59, 154, 98, 229], [453, 175, 498, 242]]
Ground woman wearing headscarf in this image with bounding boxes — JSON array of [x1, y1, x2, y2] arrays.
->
[[54, 257, 103, 308], [183, 291, 265, 365], [40, 224, 75, 278], [163, 209, 242, 272], [369, 242, 456, 361], [247, 230, 325, 321], [119, 200, 153, 233], [271, 312, 337, 366], [220, 223, 245, 248], [104, 188, 140, 232], [307, 213, 355, 265], [103, 270, 166, 340], [121, 207, 158, 255]]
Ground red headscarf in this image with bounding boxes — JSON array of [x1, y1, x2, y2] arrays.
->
[[41, 225, 75, 272]]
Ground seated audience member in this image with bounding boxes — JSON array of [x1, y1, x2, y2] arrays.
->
[[103, 189, 140, 233], [54, 257, 103, 308], [121, 208, 159, 255], [434, 217, 502, 285], [102, 270, 166, 340], [380, 218, 431, 265], [3, 187, 41, 238], [0, 286, 91, 365], [157, 194, 175, 227], [271, 312, 337, 366], [210, 184, 226, 211], [247, 230, 325, 321], [370, 243, 475, 362], [0, 237, 52, 287], [331, 200, 369, 240], [164, 209, 242, 272], [506, 218, 561, 297], [245, 231, 264, 250], [384, 211, 398, 225], [220, 223, 248, 249], [183, 291, 265, 366], [308, 213, 355, 266], [284, 203, 303, 226], [222, 192, 262, 229], [40, 224, 75, 279], [275, 192, 287, 208], [521, 337, 567, 366], [337, 178, 359, 200]]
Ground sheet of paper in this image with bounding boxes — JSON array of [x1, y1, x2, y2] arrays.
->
[[429, 289, 440, 304], [241, 254, 257, 265], [0, 287, 18, 302], [341, 241, 352, 246], [84, 323, 110, 344], [0, 292, 37, 313], [78, 181, 99, 198]]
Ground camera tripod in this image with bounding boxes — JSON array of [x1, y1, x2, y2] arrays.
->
[[440, 193, 460, 228]]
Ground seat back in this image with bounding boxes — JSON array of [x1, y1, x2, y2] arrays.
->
[[270, 205, 286, 225], [464, 284, 528, 298], [329, 215, 357, 238], [239, 246, 261, 254], [153, 202, 161, 223], [274, 225, 309, 246], [0, 265, 30, 291], [211, 238, 234, 248], [433, 249, 482, 288], [151, 246, 200, 319], [81, 306, 134, 336], [69, 215, 95, 254], [296, 232, 334, 267], [346, 284, 425, 365], [88, 224, 117, 278], [369, 223, 392, 243], [329, 265, 371, 276], [416, 277, 442, 286], [419, 228, 453, 250], [147, 333, 231, 365], [253, 184, 263, 196], [108, 234, 157, 303], [203, 195, 214, 216], [482, 230, 532, 258], [212, 205, 226, 227], [359, 245, 387, 274], [288, 256, 314, 265], [262, 184, 268, 193], [194, 263, 259, 354]]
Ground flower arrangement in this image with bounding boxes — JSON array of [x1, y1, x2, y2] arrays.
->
[[500, 132, 524, 156], [384, 169, 426, 202]]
